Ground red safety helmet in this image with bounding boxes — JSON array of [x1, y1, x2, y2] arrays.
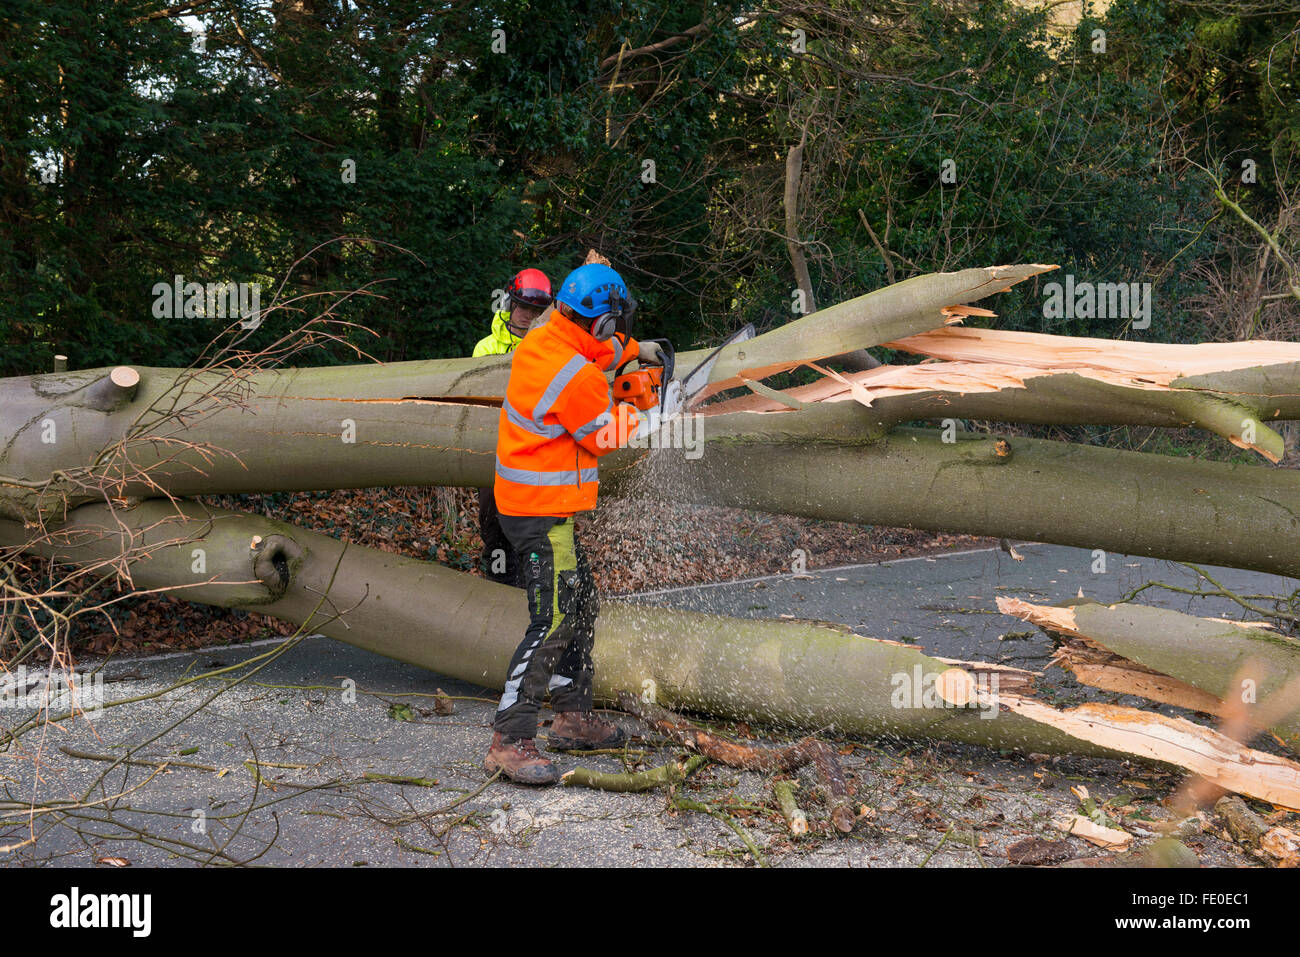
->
[[505, 268, 553, 310]]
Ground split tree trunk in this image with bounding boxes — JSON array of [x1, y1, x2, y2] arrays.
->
[[1000, 597, 1300, 744]]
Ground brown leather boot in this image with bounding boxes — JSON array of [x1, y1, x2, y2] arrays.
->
[[484, 732, 561, 785], [548, 711, 627, 751]]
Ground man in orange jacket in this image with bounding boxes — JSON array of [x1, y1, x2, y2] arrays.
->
[[485, 263, 672, 784]]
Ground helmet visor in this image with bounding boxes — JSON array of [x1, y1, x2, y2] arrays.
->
[[508, 287, 553, 309]]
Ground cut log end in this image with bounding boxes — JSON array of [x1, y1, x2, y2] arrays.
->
[[82, 366, 141, 412], [935, 667, 979, 707], [110, 366, 140, 389]]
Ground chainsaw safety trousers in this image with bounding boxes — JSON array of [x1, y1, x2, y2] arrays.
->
[[493, 515, 598, 740], [494, 307, 642, 517]]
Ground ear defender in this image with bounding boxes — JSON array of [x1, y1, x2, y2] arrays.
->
[[555, 264, 635, 341]]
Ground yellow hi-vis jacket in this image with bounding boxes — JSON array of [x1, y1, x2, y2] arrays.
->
[[472, 311, 523, 357]]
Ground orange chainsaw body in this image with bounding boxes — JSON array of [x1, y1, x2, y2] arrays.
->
[[612, 366, 664, 412]]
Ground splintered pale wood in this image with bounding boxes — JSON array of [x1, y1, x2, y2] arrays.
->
[[717, 329, 1300, 407], [998, 597, 1300, 742], [704, 361, 1040, 413], [1053, 641, 1227, 719], [927, 653, 1300, 808], [931, 657, 1037, 696], [994, 696, 1300, 811], [883, 326, 1300, 380], [997, 597, 1083, 635], [701, 326, 1300, 460], [935, 632, 1300, 809], [884, 328, 1300, 460]]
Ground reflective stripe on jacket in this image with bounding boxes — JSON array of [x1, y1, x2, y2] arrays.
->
[[472, 311, 523, 357], [493, 308, 641, 517]]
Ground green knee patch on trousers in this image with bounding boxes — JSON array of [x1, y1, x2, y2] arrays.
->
[[542, 521, 578, 624]]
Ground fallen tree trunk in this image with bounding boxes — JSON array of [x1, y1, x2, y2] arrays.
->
[[999, 597, 1300, 744], [9, 498, 1300, 809], [0, 265, 1050, 520], [0, 499, 1076, 754], [8, 370, 1300, 574], [5, 266, 1299, 579], [628, 422, 1300, 580]]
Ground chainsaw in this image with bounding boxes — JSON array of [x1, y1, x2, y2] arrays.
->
[[613, 323, 756, 416]]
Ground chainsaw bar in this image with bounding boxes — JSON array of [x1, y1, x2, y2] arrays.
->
[[671, 322, 756, 412]]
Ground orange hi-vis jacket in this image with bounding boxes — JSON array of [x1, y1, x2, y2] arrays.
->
[[494, 307, 643, 517]]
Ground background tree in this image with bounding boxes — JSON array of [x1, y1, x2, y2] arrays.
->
[[1, 0, 1294, 374]]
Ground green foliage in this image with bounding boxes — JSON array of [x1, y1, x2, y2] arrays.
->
[[0, 0, 1285, 378], [1165, 0, 1300, 186]]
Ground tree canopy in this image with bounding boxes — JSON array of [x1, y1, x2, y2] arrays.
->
[[1, 0, 1296, 377]]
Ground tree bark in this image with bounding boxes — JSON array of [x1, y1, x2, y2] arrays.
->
[[10, 498, 1300, 807], [630, 422, 1300, 580], [0, 498, 1107, 756]]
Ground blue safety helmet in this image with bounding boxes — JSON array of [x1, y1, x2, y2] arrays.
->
[[555, 263, 637, 341]]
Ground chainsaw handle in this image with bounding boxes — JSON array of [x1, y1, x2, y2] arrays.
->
[[650, 338, 674, 386], [615, 338, 674, 380]]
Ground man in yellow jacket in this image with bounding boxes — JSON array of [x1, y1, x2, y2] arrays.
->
[[485, 263, 674, 784], [471, 267, 553, 357], [472, 268, 553, 587]]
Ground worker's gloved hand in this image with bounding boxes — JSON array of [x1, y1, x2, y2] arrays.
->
[[638, 341, 668, 366], [632, 381, 685, 443]]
